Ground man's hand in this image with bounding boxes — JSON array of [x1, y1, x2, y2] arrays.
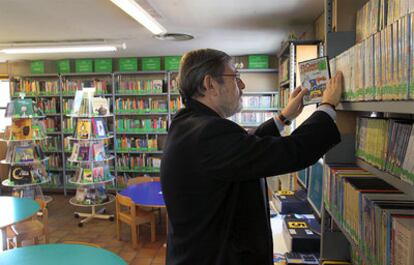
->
[[281, 86, 308, 120], [322, 71, 344, 107]]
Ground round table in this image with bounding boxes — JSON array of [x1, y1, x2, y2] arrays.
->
[[0, 244, 127, 265], [119, 181, 165, 207], [0, 196, 40, 250]]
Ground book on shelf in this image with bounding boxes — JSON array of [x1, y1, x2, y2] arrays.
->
[[72, 90, 84, 115], [76, 119, 91, 139], [92, 166, 104, 182], [93, 142, 105, 161], [69, 143, 80, 161], [14, 145, 35, 162], [92, 118, 107, 138], [12, 98, 34, 117], [83, 169, 93, 182], [91, 97, 110, 116], [392, 216, 414, 265], [298, 56, 330, 105], [78, 146, 90, 161], [11, 119, 32, 140], [9, 165, 34, 184]]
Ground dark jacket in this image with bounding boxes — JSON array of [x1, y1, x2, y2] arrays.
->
[[161, 99, 340, 265]]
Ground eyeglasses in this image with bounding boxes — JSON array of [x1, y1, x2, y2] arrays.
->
[[219, 72, 242, 83]]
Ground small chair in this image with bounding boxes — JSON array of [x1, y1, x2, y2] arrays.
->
[[7, 198, 49, 248], [115, 193, 156, 248]]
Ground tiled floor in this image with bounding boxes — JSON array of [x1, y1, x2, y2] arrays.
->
[[19, 193, 166, 265]]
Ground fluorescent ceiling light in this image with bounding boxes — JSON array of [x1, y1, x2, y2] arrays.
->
[[1, 45, 118, 54], [110, 0, 167, 35]]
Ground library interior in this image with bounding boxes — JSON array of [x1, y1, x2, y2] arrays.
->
[[0, 0, 413, 265]]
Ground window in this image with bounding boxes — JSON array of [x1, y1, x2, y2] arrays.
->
[[0, 79, 11, 131]]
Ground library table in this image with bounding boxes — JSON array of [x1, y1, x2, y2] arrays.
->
[[120, 181, 165, 208], [0, 196, 39, 251], [0, 244, 127, 265]]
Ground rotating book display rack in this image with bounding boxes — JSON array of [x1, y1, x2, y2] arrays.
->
[[1, 94, 51, 203], [66, 88, 115, 227]]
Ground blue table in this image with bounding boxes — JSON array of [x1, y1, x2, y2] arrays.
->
[[120, 181, 165, 207], [0, 244, 127, 265], [0, 196, 40, 250]]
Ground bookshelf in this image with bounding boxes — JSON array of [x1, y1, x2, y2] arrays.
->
[[320, 1, 414, 264], [113, 71, 168, 189]]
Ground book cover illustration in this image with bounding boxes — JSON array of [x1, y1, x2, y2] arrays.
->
[[92, 166, 104, 181], [13, 99, 34, 117], [83, 169, 93, 182], [10, 165, 33, 184], [93, 142, 105, 161], [69, 142, 80, 161], [299, 56, 331, 105], [78, 146, 90, 161], [91, 97, 109, 116], [72, 90, 85, 115], [14, 145, 35, 162], [76, 119, 91, 139], [92, 118, 107, 138], [11, 119, 32, 140]]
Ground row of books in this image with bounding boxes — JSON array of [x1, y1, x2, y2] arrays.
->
[[169, 76, 179, 92], [330, 13, 414, 101], [68, 142, 107, 162], [36, 98, 59, 114], [12, 80, 59, 96], [279, 88, 290, 109], [117, 79, 163, 93], [242, 95, 279, 109], [356, 117, 414, 185], [115, 118, 168, 132], [72, 164, 111, 184], [8, 164, 49, 185], [74, 118, 108, 139], [62, 99, 74, 114], [115, 98, 168, 113], [71, 91, 111, 116], [62, 118, 74, 133], [44, 117, 60, 132], [62, 79, 112, 95], [356, 0, 414, 43], [170, 97, 183, 112], [40, 137, 61, 152], [116, 154, 161, 170], [279, 59, 289, 83], [46, 154, 62, 169], [3, 119, 47, 141], [228, 112, 274, 125], [5, 143, 45, 163], [324, 164, 413, 265], [75, 185, 109, 205], [116, 135, 158, 151]]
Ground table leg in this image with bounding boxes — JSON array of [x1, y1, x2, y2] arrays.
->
[[1, 228, 7, 251]]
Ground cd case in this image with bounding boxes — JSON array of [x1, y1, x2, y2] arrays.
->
[[299, 56, 330, 105]]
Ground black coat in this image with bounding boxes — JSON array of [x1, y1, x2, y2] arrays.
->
[[161, 99, 340, 265]]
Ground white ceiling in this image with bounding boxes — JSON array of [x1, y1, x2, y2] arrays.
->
[[0, 0, 324, 61]]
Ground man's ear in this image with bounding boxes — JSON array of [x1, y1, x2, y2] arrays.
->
[[202, 75, 219, 96]]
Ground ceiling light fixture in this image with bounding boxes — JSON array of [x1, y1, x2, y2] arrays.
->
[[110, 0, 167, 35], [0, 42, 126, 54]]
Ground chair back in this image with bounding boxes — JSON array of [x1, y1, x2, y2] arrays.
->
[[116, 193, 136, 223]]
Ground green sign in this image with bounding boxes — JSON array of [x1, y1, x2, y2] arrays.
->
[[165, 56, 181, 71], [119, 58, 138, 72], [94, 58, 112, 73], [57, 59, 70, 73], [142, 57, 161, 71], [75, 59, 93, 73], [31, 61, 45, 74], [248, 55, 269, 69]]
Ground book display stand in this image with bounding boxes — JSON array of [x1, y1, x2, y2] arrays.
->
[[0, 95, 51, 203], [66, 88, 115, 227]]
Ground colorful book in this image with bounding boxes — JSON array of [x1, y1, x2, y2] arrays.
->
[[14, 145, 35, 162], [9, 165, 33, 184], [13, 99, 34, 117], [93, 142, 105, 161], [76, 119, 91, 139], [91, 97, 109, 116], [78, 146, 90, 161], [11, 119, 32, 140], [92, 166, 104, 181], [299, 56, 331, 105]]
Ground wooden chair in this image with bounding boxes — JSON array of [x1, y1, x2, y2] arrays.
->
[[115, 193, 156, 248], [7, 198, 49, 248]]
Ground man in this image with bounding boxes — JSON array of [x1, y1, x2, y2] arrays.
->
[[161, 48, 342, 265]]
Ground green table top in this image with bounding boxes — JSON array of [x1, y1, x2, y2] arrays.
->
[[0, 244, 127, 265], [0, 196, 40, 228]]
